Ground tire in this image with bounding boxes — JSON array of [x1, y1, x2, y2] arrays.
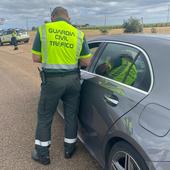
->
[[10, 40, 13, 45], [107, 141, 149, 170], [24, 39, 29, 43]]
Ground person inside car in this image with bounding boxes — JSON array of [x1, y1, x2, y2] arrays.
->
[[95, 54, 137, 86]]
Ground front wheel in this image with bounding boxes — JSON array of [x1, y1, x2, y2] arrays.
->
[[107, 141, 149, 170], [24, 39, 29, 43]]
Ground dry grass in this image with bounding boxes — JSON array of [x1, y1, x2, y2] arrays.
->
[[144, 26, 170, 34], [82, 28, 124, 38], [29, 26, 170, 40], [83, 27, 170, 38]]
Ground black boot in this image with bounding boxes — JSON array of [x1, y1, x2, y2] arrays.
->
[[31, 149, 50, 165], [14, 45, 18, 50], [64, 142, 76, 159]]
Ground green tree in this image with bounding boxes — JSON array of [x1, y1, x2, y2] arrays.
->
[[123, 17, 143, 33]]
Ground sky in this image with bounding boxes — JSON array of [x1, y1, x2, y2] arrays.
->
[[0, 0, 170, 29]]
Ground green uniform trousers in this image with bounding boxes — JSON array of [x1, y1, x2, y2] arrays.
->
[[35, 72, 81, 156]]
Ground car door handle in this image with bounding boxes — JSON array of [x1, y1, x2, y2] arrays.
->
[[104, 95, 119, 105]]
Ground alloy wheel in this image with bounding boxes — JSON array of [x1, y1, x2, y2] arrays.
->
[[111, 151, 140, 170]]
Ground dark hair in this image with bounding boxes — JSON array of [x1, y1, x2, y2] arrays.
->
[[51, 7, 68, 18]]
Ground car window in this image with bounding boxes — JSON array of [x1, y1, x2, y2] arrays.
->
[[88, 42, 101, 55], [7, 30, 12, 34], [132, 53, 151, 91], [94, 42, 151, 92], [3, 31, 7, 35], [84, 42, 103, 70]]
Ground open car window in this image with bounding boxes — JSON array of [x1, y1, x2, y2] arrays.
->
[[81, 41, 103, 71], [88, 42, 102, 55]]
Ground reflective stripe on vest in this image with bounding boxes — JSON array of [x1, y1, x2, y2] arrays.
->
[[40, 22, 84, 70], [41, 63, 77, 70], [76, 30, 82, 60], [42, 24, 48, 64]]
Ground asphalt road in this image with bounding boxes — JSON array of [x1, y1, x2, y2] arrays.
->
[[0, 42, 101, 170]]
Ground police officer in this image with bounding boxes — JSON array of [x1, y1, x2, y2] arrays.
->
[[95, 55, 137, 85], [31, 7, 92, 165], [11, 29, 18, 50]]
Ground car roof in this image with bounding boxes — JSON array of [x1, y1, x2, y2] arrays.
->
[[89, 34, 170, 68], [89, 34, 170, 46]]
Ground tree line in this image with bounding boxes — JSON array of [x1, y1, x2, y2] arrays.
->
[[31, 17, 170, 33]]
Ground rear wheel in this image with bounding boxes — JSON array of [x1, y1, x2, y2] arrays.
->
[[10, 39, 13, 45], [24, 39, 29, 43], [107, 141, 149, 170]]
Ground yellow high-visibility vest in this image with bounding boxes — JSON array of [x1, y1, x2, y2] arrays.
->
[[108, 57, 137, 85], [12, 31, 17, 38], [38, 21, 84, 70]]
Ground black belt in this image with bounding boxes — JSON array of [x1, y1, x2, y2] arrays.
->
[[44, 71, 79, 77]]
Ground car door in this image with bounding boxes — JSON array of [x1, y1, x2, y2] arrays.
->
[[1, 30, 11, 43], [79, 41, 152, 162], [1, 31, 7, 43]]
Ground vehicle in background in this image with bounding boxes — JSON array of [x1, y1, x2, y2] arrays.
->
[[0, 29, 29, 46]]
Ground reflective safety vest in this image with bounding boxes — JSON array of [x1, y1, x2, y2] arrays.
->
[[107, 57, 137, 85], [12, 31, 17, 38], [38, 21, 84, 71]]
